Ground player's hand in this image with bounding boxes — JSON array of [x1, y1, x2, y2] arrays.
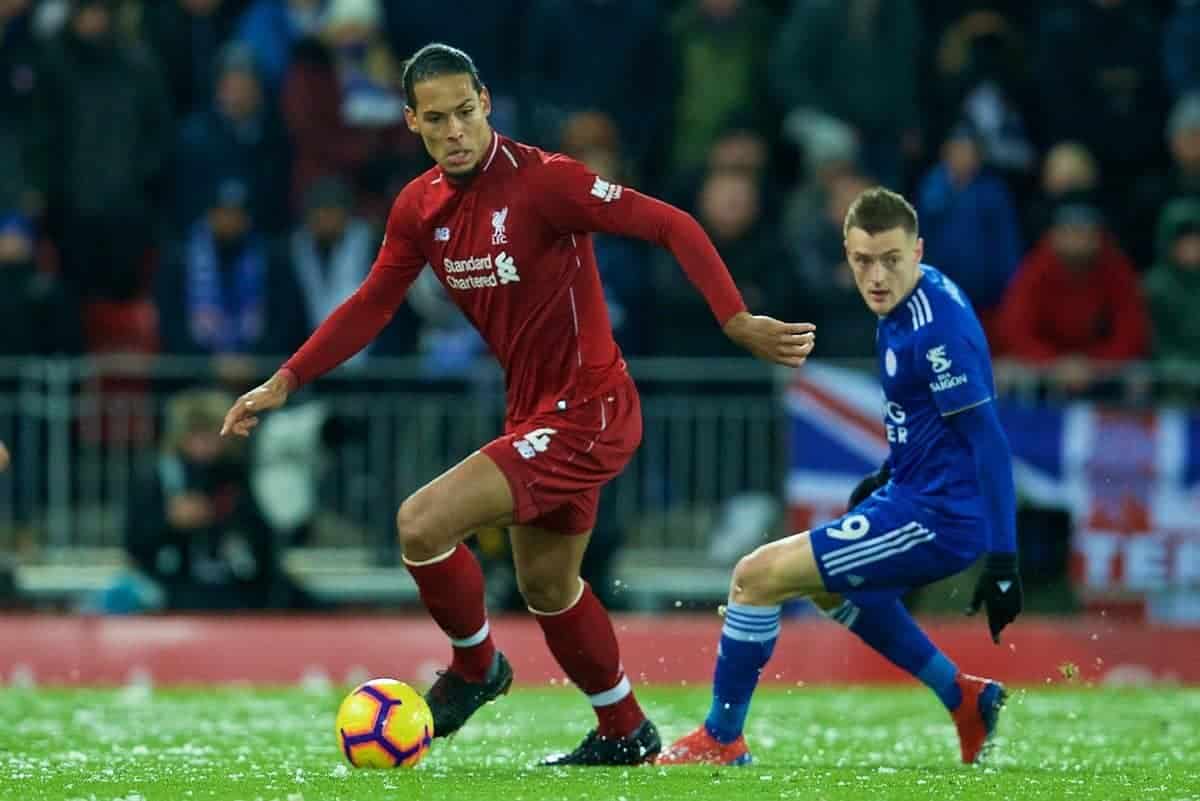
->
[[967, 552, 1023, 643], [723, 312, 816, 368], [847, 463, 891, 509], [220, 371, 293, 437]]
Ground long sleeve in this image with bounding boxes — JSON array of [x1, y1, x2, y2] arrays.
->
[[998, 257, 1061, 363], [947, 401, 1017, 554], [529, 156, 746, 325], [281, 194, 424, 386], [1084, 257, 1150, 361], [984, 182, 1023, 311]]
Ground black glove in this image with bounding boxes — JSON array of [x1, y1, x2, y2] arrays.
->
[[967, 552, 1023, 643], [847, 464, 891, 509]]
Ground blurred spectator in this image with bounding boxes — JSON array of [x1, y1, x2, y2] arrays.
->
[[383, 0, 524, 135], [289, 176, 376, 361], [771, 0, 920, 189], [665, 120, 775, 218], [933, 7, 1035, 183], [522, 0, 669, 185], [175, 43, 290, 234], [1165, 0, 1200, 99], [1035, 0, 1165, 199], [998, 195, 1149, 395], [1025, 141, 1101, 244], [37, 0, 172, 301], [916, 122, 1022, 314], [0, 213, 82, 356], [141, 0, 249, 117], [281, 0, 417, 222], [122, 388, 312, 611], [0, 0, 44, 214], [560, 111, 651, 355], [667, 0, 773, 176], [652, 168, 785, 356], [1144, 198, 1200, 376], [235, 0, 326, 91], [155, 178, 304, 360], [780, 112, 859, 255], [1127, 93, 1200, 268], [786, 170, 877, 359]]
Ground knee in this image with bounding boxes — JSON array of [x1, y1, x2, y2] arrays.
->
[[518, 571, 581, 614], [397, 494, 451, 561], [730, 548, 777, 606]]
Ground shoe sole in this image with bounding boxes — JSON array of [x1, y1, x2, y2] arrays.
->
[[972, 683, 1008, 765]]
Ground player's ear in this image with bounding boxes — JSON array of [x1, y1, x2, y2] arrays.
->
[[913, 236, 924, 264], [479, 86, 492, 117], [404, 104, 419, 134]]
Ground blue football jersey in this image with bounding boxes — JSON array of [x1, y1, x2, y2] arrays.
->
[[876, 266, 995, 521]]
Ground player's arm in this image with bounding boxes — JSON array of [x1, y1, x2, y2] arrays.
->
[[528, 157, 814, 368], [948, 401, 1022, 642], [221, 197, 424, 437], [920, 328, 1022, 641]]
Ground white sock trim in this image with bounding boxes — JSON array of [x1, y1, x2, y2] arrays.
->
[[722, 624, 782, 643], [450, 620, 490, 648], [587, 674, 631, 707], [403, 545, 458, 567], [527, 578, 586, 616]]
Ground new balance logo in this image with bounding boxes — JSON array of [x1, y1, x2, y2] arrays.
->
[[906, 288, 934, 330], [926, 345, 952, 374], [434, 227, 451, 242], [821, 521, 935, 577], [590, 176, 623, 203]]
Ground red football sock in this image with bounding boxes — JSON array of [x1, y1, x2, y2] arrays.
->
[[533, 581, 646, 738], [404, 544, 496, 682]]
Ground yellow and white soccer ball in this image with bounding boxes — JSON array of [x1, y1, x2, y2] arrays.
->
[[335, 678, 434, 768]]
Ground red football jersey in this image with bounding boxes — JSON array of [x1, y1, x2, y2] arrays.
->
[[283, 133, 746, 422]]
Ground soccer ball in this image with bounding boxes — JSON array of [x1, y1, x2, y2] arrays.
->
[[335, 678, 434, 768]]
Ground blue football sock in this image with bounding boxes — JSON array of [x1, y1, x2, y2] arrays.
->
[[704, 601, 781, 744], [829, 597, 962, 711]]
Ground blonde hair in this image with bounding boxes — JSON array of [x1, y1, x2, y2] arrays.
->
[[163, 389, 234, 453], [1043, 142, 1098, 192]]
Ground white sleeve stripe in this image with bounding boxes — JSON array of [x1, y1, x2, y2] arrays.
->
[[917, 289, 934, 324], [939, 396, 994, 417]]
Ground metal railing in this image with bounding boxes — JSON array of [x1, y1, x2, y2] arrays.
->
[[1, 354, 1197, 567], [0, 356, 789, 564]]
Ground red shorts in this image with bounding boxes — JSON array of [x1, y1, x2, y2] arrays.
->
[[482, 375, 642, 534]]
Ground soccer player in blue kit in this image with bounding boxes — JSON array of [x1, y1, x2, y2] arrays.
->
[[659, 187, 1023, 767]]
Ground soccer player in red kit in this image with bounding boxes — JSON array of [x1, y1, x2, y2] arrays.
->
[[221, 43, 815, 766]]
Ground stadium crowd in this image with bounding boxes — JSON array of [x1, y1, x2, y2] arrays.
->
[[2, 0, 1199, 399]]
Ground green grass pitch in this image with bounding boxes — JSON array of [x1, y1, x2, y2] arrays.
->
[[0, 685, 1197, 801]]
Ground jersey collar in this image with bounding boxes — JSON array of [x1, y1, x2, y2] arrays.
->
[[438, 130, 501, 187], [883, 265, 930, 326], [479, 130, 501, 173]]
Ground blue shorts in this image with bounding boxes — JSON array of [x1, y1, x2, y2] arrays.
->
[[809, 485, 984, 595]]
